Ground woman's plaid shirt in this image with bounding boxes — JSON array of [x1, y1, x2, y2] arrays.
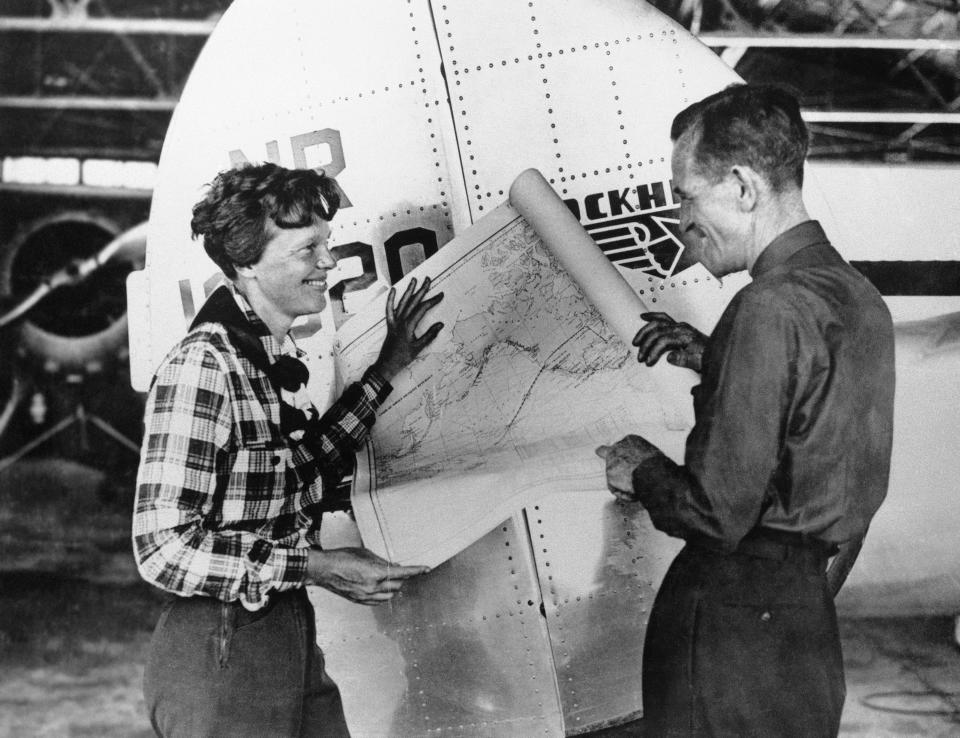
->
[[132, 289, 389, 610]]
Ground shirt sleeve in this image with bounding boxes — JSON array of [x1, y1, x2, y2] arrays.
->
[[630, 290, 796, 551], [132, 336, 309, 606], [292, 365, 392, 485]]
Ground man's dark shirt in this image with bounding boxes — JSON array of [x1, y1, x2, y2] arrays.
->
[[634, 220, 895, 551]]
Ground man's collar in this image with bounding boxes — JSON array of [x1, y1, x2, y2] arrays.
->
[[749, 220, 829, 278]]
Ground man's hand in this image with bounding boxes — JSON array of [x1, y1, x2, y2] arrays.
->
[[826, 535, 865, 598], [632, 312, 707, 372], [371, 277, 444, 382], [595, 434, 661, 502], [306, 547, 430, 605]]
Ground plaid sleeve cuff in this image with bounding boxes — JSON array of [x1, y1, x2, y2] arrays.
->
[[360, 366, 393, 408], [241, 541, 309, 609]]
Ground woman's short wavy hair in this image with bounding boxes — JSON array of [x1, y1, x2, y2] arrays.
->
[[190, 162, 341, 278], [671, 84, 809, 192]]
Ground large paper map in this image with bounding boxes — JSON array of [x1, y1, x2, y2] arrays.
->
[[337, 170, 694, 566]]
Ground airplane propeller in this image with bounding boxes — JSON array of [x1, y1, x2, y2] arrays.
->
[[0, 222, 148, 330]]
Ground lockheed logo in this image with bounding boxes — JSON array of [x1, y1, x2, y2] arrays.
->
[[564, 181, 685, 279]]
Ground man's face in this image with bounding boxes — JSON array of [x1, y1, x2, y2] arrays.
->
[[245, 218, 336, 323], [671, 132, 747, 278]]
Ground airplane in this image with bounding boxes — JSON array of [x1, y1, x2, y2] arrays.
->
[[111, 0, 960, 735]]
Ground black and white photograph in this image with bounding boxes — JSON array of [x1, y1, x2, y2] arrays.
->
[[1, 1, 959, 736]]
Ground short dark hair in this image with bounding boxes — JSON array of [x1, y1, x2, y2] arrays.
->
[[190, 163, 340, 278], [670, 84, 809, 191]]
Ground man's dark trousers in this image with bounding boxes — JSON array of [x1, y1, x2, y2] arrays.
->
[[144, 588, 351, 737], [642, 536, 844, 737]]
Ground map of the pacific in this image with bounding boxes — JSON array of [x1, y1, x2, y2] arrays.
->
[[337, 214, 669, 489]]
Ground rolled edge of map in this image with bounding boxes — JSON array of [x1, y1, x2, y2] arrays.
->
[[508, 168, 647, 347], [509, 168, 694, 431]]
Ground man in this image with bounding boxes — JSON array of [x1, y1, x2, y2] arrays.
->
[[596, 84, 895, 736], [133, 163, 443, 737]]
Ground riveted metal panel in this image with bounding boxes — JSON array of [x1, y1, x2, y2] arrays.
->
[[432, 0, 740, 224], [526, 492, 683, 734], [314, 512, 564, 737]]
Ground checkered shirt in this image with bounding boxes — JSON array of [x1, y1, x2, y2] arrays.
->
[[133, 287, 389, 610]]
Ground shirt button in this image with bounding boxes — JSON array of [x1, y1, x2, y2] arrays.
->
[[760, 611, 772, 622]]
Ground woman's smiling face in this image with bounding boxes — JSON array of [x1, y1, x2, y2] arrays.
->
[[238, 217, 336, 333]]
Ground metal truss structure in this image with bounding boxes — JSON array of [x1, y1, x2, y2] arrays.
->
[[656, 0, 960, 159], [0, 0, 957, 163], [0, 0, 229, 165]]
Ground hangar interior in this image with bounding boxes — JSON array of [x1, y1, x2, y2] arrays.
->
[[0, 1, 958, 736]]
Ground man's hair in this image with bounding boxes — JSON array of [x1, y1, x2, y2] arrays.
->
[[670, 84, 809, 191], [190, 163, 340, 278]]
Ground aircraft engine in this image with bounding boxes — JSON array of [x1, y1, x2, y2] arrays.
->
[[0, 213, 147, 375]]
